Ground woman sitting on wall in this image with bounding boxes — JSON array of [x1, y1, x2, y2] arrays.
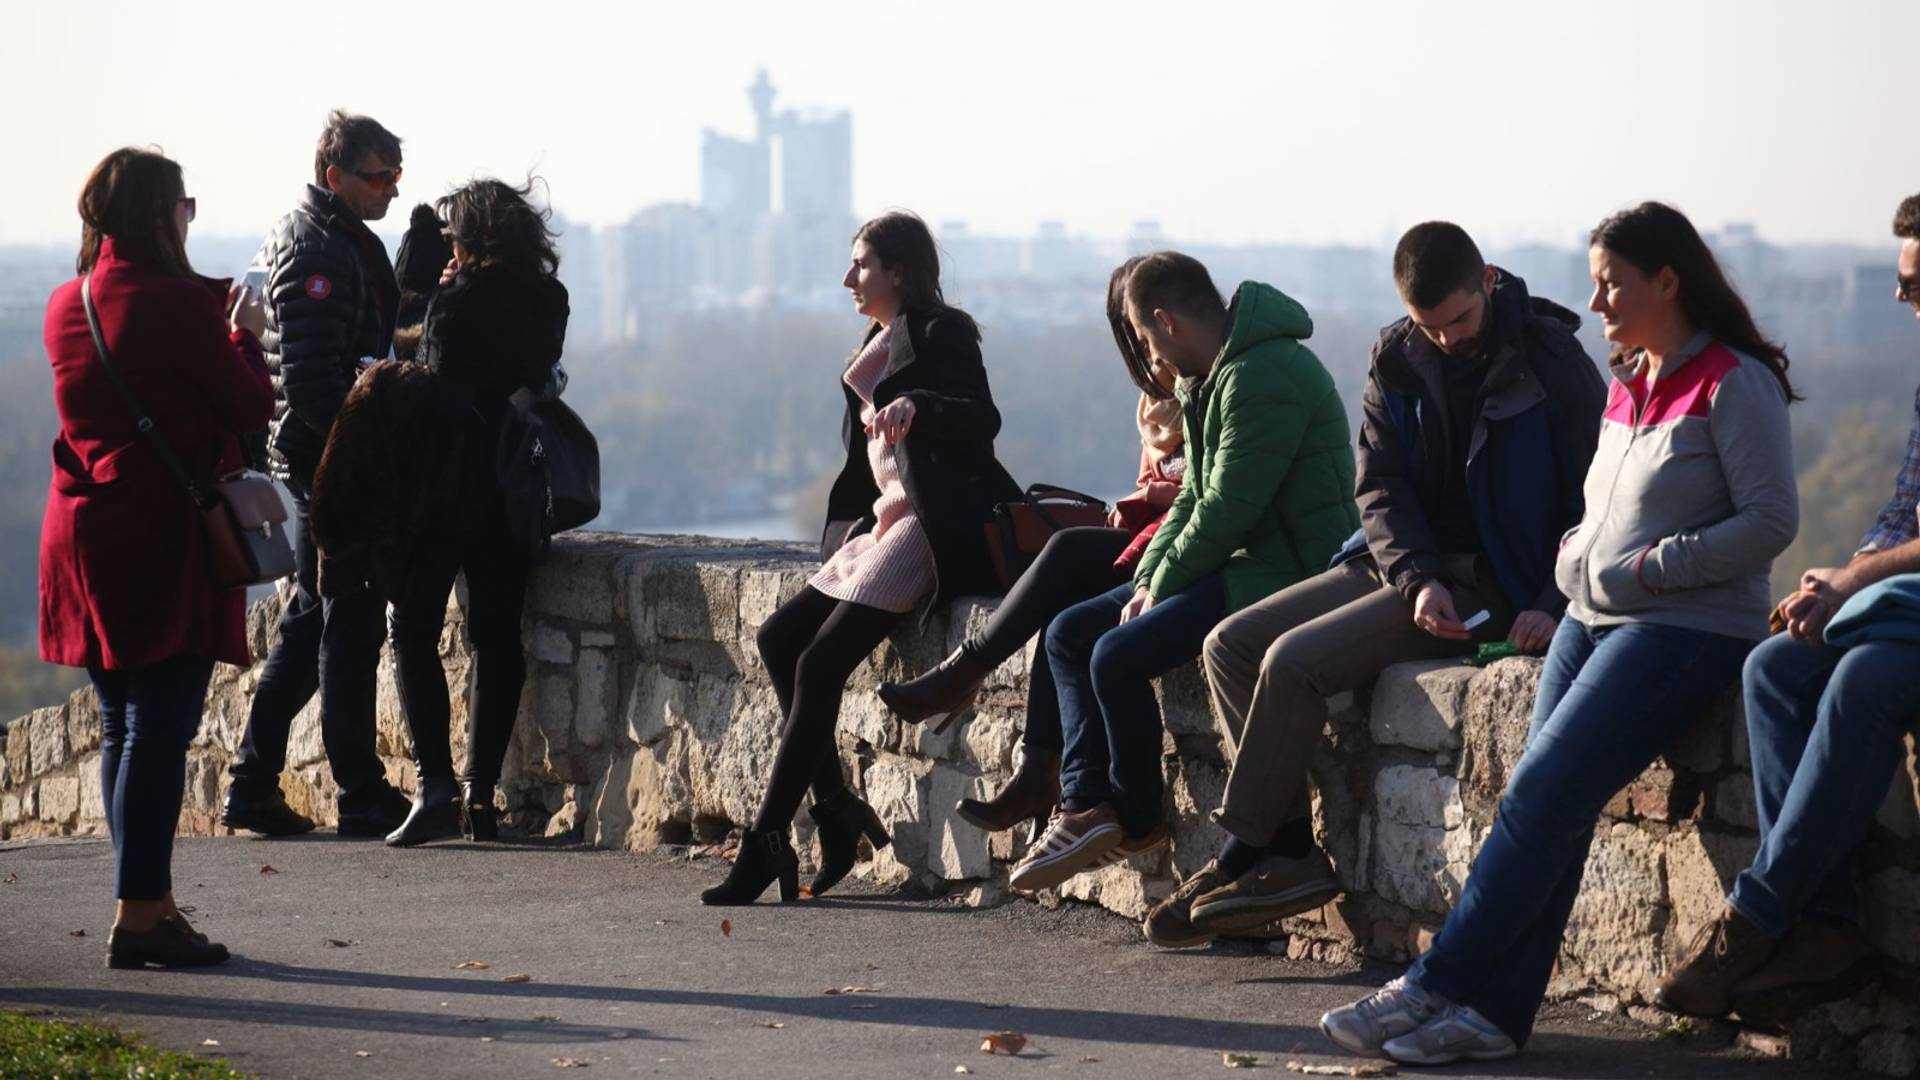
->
[[876, 256, 1186, 835], [1322, 201, 1800, 1066], [703, 211, 1021, 905]]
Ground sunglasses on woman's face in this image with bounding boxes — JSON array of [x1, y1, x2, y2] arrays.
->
[[177, 196, 196, 223]]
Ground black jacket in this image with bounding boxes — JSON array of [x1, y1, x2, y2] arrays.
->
[[1333, 268, 1606, 614], [822, 306, 1022, 613], [418, 264, 571, 524], [254, 185, 400, 482]]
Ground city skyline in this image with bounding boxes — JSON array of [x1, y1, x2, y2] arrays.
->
[[4, 0, 1918, 251]]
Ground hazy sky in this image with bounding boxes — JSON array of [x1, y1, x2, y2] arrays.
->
[[3, 0, 1915, 250]]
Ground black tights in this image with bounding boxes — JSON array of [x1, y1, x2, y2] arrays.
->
[[750, 587, 901, 833]]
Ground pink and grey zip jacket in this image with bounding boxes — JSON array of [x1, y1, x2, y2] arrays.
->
[[1554, 334, 1797, 641]]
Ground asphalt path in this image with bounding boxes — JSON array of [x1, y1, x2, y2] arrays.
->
[[0, 835, 1857, 1079]]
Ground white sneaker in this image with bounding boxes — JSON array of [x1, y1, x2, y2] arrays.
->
[[1381, 1001, 1518, 1065], [1318, 975, 1440, 1057]]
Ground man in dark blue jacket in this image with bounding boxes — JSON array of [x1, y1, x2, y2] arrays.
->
[[1144, 223, 1607, 948], [223, 110, 408, 837]]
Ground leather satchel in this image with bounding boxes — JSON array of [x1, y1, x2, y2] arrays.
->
[[983, 484, 1111, 591], [81, 274, 294, 590], [497, 386, 601, 564]]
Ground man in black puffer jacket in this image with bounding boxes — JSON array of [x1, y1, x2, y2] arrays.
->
[[224, 110, 410, 838]]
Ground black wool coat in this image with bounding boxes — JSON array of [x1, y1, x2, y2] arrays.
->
[[821, 306, 1022, 611]]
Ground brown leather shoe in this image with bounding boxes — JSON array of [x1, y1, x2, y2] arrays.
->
[[1143, 860, 1230, 948], [1189, 847, 1342, 933], [956, 748, 1060, 833], [107, 915, 230, 969], [1731, 918, 1881, 1027], [1656, 905, 1778, 1017], [878, 648, 990, 731]]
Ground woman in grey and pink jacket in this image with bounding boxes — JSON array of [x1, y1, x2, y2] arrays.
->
[[1323, 202, 1799, 1067]]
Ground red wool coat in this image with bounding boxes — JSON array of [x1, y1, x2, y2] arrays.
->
[[39, 238, 275, 670]]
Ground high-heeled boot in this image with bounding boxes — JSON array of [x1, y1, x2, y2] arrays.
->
[[700, 828, 801, 906], [877, 647, 990, 733], [955, 748, 1061, 833], [462, 781, 498, 842], [385, 775, 461, 847], [808, 791, 892, 895]]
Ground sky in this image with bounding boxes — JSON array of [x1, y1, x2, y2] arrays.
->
[[2, 0, 1916, 251]]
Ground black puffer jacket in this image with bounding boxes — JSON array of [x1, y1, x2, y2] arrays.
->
[[254, 184, 399, 482], [417, 264, 570, 526], [822, 306, 1022, 614]]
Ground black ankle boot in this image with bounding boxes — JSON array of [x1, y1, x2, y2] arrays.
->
[[877, 647, 990, 733], [385, 775, 461, 847], [956, 748, 1061, 833], [462, 781, 498, 842], [700, 829, 800, 906], [808, 792, 892, 895]]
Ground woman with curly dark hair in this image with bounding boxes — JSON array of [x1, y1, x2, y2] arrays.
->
[[383, 178, 569, 846]]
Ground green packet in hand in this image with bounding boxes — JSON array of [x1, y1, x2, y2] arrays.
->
[[1467, 640, 1522, 667]]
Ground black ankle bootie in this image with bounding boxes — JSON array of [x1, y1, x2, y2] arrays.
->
[[877, 647, 989, 733], [808, 791, 892, 895], [385, 775, 461, 847], [700, 829, 801, 906], [462, 781, 499, 842]]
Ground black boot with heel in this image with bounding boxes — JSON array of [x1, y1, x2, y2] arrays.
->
[[462, 781, 499, 841], [877, 648, 990, 734], [385, 775, 461, 847], [700, 829, 801, 906], [808, 791, 892, 896]]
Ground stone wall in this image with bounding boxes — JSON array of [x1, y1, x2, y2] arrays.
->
[[4, 531, 1919, 1074]]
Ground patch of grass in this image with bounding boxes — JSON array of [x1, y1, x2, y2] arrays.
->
[[0, 1009, 253, 1079]]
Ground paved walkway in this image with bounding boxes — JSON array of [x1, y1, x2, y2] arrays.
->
[[0, 835, 1852, 1079]]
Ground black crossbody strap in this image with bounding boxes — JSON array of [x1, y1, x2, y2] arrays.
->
[[80, 273, 215, 509]]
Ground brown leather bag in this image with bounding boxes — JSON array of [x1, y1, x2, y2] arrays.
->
[[983, 484, 1111, 591], [82, 275, 294, 590]]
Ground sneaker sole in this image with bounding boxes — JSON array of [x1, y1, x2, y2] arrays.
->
[[1190, 880, 1342, 933], [1008, 825, 1123, 893], [1386, 1043, 1518, 1066], [1142, 921, 1213, 949]]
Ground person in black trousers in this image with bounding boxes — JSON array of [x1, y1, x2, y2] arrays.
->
[[876, 257, 1186, 834], [381, 178, 569, 846], [702, 211, 1021, 905]]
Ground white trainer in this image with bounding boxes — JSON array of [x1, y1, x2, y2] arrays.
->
[[1381, 1001, 1518, 1065], [1318, 975, 1440, 1057]]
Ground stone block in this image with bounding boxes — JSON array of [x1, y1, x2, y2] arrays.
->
[[28, 707, 68, 777], [1712, 774, 1758, 830], [533, 626, 575, 664], [1158, 663, 1215, 737], [67, 695, 101, 756], [1373, 764, 1459, 830], [926, 765, 991, 881], [580, 630, 617, 648], [1663, 827, 1755, 951], [78, 755, 104, 821], [1370, 659, 1475, 752], [285, 707, 327, 769], [536, 673, 575, 751], [1556, 824, 1666, 1000], [1627, 766, 1705, 823], [4, 719, 26, 788], [862, 754, 933, 881], [653, 561, 742, 645], [531, 560, 615, 624], [1876, 748, 1920, 840], [38, 776, 80, 825], [1665, 701, 1730, 774], [1059, 859, 1169, 921], [574, 649, 615, 749], [1458, 658, 1538, 814]]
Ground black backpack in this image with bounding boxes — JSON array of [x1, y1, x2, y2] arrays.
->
[[496, 374, 599, 563]]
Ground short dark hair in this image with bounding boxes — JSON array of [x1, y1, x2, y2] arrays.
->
[[314, 110, 402, 186], [1895, 195, 1920, 241], [1393, 222, 1486, 309], [1124, 251, 1226, 325]]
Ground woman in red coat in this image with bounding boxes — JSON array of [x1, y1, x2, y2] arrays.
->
[[39, 148, 273, 968]]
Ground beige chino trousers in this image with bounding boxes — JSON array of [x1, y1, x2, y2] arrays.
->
[[1201, 553, 1512, 846]]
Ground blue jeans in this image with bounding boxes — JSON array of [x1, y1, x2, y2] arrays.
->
[[1046, 576, 1227, 835], [1409, 618, 1753, 1044], [1728, 632, 1920, 935], [91, 655, 217, 901]]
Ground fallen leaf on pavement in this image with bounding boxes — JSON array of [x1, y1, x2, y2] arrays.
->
[[720, 919, 732, 939], [823, 986, 876, 995], [1079, 1057, 1101, 1064], [201, 1039, 220, 1047], [68, 929, 86, 938], [454, 961, 491, 970], [1285, 1063, 1398, 1077], [1223, 1052, 1259, 1069], [502, 973, 533, 983], [480, 1036, 496, 1043], [553, 1058, 591, 1068], [955, 1068, 972, 1075], [533, 1015, 560, 1024], [259, 865, 279, 875], [354, 1050, 372, 1058], [2, 873, 17, 884], [757, 1022, 785, 1029], [324, 938, 354, 948], [980, 1031, 1027, 1056]]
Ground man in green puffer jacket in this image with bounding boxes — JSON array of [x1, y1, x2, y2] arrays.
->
[[1009, 252, 1358, 895]]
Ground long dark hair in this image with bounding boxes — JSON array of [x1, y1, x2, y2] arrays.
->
[[76, 147, 194, 278], [852, 211, 977, 340], [1108, 256, 1169, 399], [1590, 202, 1799, 403], [437, 177, 560, 279]]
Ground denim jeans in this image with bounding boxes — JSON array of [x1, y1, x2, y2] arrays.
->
[[228, 479, 390, 809], [1046, 575, 1227, 835], [1728, 632, 1920, 935], [92, 655, 217, 900], [1409, 617, 1754, 1044]]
